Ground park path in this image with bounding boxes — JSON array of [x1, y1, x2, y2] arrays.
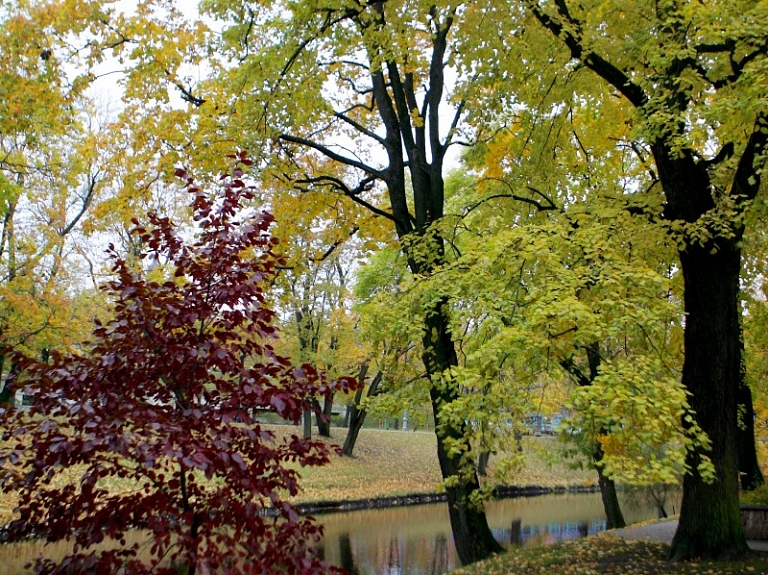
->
[[612, 519, 768, 552]]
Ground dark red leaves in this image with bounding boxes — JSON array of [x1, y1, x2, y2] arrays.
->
[[0, 156, 356, 575]]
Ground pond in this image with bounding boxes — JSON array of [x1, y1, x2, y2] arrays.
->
[[0, 491, 675, 575], [315, 490, 673, 575]]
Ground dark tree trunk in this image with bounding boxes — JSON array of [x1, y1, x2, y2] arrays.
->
[[561, 344, 626, 529], [279, 4, 500, 563], [585, 344, 625, 529], [737, 377, 764, 491], [477, 451, 491, 477], [302, 408, 312, 440], [423, 303, 503, 564], [669, 244, 749, 560], [0, 382, 14, 407], [595, 442, 626, 529], [737, 325, 764, 491], [0, 360, 18, 407], [312, 395, 334, 438], [342, 369, 383, 457]]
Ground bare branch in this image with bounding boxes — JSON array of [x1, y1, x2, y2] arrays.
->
[[293, 174, 398, 223], [333, 111, 386, 145], [165, 70, 206, 107], [59, 169, 100, 237], [464, 178, 560, 215], [280, 134, 385, 179]]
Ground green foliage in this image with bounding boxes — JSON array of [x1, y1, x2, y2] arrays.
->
[[569, 356, 713, 485], [740, 482, 768, 506]]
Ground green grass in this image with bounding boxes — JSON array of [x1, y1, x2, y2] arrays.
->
[[740, 482, 768, 506]]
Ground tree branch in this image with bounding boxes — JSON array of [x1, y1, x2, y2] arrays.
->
[[559, 356, 591, 387], [280, 134, 385, 179], [731, 113, 768, 204], [165, 70, 206, 107], [59, 169, 100, 237], [333, 111, 386, 145], [525, 0, 647, 109], [293, 173, 398, 223], [467, 178, 560, 215]]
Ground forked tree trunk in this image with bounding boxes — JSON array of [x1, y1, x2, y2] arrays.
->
[[312, 395, 334, 438], [669, 244, 749, 560], [342, 369, 383, 457]]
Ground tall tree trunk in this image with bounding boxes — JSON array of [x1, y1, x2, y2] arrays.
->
[[669, 244, 749, 560], [737, 321, 764, 491], [0, 360, 18, 407], [737, 378, 764, 491], [595, 442, 626, 529], [561, 344, 626, 528], [585, 344, 626, 529], [477, 451, 491, 477], [342, 369, 383, 457], [302, 408, 312, 440], [312, 395, 334, 438], [423, 303, 503, 564]]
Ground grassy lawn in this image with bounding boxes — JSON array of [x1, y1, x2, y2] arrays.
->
[[285, 425, 597, 504], [0, 425, 594, 525], [453, 534, 768, 575], [3, 425, 768, 575]]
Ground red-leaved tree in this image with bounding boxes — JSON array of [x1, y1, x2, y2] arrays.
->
[[0, 153, 356, 575]]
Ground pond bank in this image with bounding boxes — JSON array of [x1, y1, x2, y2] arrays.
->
[[295, 483, 602, 515]]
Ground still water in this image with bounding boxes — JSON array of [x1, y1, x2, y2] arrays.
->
[[0, 491, 672, 575], [316, 491, 671, 575]]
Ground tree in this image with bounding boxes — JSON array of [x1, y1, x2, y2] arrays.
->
[[0, 1, 110, 398], [341, 362, 383, 456], [0, 156, 355, 575], [515, 0, 768, 559], [272, 238, 360, 439], [402, 192, 690, 526], [202, 2, 505, 563]]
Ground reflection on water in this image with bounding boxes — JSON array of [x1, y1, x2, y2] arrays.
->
[[317, 491, 676, 575], [0, 492, 675, 575]]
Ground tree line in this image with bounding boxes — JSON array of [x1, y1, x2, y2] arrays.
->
[[1, 0, 767, 571]]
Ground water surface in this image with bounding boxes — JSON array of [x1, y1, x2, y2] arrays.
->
[[0, 491, 674, 575], [316, 491, 674, 575]]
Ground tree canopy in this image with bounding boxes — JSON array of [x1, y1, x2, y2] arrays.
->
[[1, 0, 767, 567]]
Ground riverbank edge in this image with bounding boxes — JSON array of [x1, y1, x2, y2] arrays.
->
[[0, 484, 600, 543], [295, 484, 602, 515]]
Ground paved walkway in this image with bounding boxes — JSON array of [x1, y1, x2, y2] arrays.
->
[[612, 519, 768, 552]]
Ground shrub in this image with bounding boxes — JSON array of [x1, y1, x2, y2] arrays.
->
[[0, 154, 356, 575]]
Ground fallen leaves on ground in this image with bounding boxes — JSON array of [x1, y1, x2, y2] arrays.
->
[[0, 425, 594, 524], [453, 534, 768, 575], [287, 427, 596, 504]]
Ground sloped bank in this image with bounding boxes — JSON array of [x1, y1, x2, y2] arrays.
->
[[295, 484, 602, 515]]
